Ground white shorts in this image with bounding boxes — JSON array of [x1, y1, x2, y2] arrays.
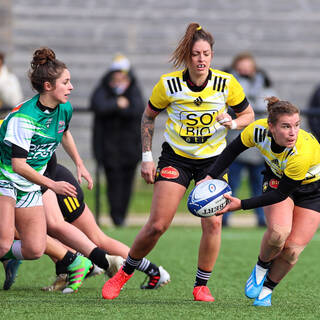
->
[[0, 180, 43, 208]]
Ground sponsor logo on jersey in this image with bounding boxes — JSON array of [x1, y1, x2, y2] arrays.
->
[[194, 96, 203, 106], [269, 179, 279, 189], [58, 120, 66, 133], [160, 166, 179, 179]]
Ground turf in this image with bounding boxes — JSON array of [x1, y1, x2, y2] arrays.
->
[[1, 226, 319, 319]]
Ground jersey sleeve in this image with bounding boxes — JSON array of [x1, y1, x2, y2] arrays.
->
[[226, 74, 246, 108], [149, 77, 171, 112], [4, 115, 36, 151], [240, 121, 256, 148], [284, 153, 311, 181]]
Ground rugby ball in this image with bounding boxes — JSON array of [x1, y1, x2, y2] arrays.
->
[[187, 179, 232, 218]]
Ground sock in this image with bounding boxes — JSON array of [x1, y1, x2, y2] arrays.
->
[[123, 254, 141, 275], [89, 247, 109, 270], [263, 275, 278, 291], [194, 268, 212, 287], [258, 286, 273, 299], [0, 240, 24, 261], [257, 256, 272, 269], [60, 251, 77, 267], [137, 258, 159, 276], [55, 260, 68, 275]]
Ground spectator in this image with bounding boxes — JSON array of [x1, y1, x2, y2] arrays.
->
[[307, 85, 320, 141], [223, 52, 276, 227], [90, 54, 145, 227], [0, 52, 23, 108]]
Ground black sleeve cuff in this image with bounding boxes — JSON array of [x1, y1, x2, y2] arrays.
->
[[12, 144, 28, 158], [148, 100, 164, 113], [230, 97, 249, 113]]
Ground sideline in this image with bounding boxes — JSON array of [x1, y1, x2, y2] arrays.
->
[[99, 213, 260, 228]]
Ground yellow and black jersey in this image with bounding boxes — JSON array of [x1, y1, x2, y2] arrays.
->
[[148, 68, 248, 159], [241, 118, 320, 184]]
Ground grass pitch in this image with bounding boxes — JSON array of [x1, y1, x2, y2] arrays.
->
[[1, 226, 320, 320]]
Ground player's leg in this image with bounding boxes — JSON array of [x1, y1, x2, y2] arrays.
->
[[102, 180, 185, 299], [245, 198, 294, 299], [254, 205, 320, 306], [43, 189, 122, 275]]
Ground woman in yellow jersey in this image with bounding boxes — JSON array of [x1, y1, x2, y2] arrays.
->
[[207, 96, 320, 307], [102, 22, 254, 301]]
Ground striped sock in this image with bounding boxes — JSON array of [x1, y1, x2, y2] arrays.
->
[[123, 255, 142, 275], [194, 267, 212, 287]]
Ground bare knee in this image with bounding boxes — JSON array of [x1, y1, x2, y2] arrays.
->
[[267, 224, 291, 249], [281, 242, 305, 265], [0, 243, 13, 259], [202, 216, 222, 235], [22, 244, 45, 260], [145, 222, 169, 239]]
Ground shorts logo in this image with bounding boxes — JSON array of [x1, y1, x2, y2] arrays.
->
[[160, 166, 179, 179], [269, 179, 279, 189], [263, 181, 268, 192]]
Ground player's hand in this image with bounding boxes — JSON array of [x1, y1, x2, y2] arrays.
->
[[196, 175, 213, 186], [141, 161, 156, 184], [216, 113, 233, 129], [76, 165, 94, 190], [215, 193, 241, 215], [51, 181, 78, 197]]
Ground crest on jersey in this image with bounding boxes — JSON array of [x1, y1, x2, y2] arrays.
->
[[45, 118, 53, 128], [194, 96, 203, 106]]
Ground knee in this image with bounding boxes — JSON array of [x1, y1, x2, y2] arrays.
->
[[23, 244, 45, 260], [281, 242, 305, 265], [0, 243, 13, 259], [145, 222, 169, 238], [202, 216, 222, 235], [267, 225, 291, 249]]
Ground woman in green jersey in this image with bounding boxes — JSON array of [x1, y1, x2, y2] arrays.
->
[[207, 96, 320, 306], [0, 47, 92, 275]]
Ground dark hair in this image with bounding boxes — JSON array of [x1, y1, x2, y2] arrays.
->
[[0, 52, 4, 64], [28, 47, 67, 93], [266, 96, 300, 125], [170, 23, 214, 69]]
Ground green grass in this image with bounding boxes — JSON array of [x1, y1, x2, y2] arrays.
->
[[1, 226, 320, 319]]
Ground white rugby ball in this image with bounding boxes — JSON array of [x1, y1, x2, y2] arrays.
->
[[187, 179, 232, 218]]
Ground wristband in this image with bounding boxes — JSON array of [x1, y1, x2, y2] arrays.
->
[[142, 151, 153, 162], [231, 120, 237, 130]]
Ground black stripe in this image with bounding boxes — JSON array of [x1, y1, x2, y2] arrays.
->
[[172, 79, 178, 92], [167, 80, 174, 94], [217, 77, 222, 91], [176, 77, 182, 91], [213, 76, 217, 91], [262, 129, 267, 141], [254, 128, 258, 143], [221, 78, 227, 92], [230, 97, 249, 113]]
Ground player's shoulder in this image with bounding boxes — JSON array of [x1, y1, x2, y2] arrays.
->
[[210, 68, 233, 79], [159, 69, 184, 81]]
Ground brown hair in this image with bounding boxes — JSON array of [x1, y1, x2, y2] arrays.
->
[[265, 96, 300, 125], [0, 52, 4, 64], [170, 23, 214, 69], [28, 47, 67, 93], [231, 52, 256, 71]]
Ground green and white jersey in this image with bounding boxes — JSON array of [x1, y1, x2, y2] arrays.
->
[[149, 68, 248, 159], [0, 94, 73, 191]]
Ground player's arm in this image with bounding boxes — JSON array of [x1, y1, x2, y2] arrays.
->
[[140, 104, 160, 184], [61, 130, 93, 190], [11, 145, 77, 197]]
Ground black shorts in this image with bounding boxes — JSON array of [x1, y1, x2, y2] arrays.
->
[[54, 164, 85, 223], [155, 142, 228, 189], [262, 168, 320, 213]]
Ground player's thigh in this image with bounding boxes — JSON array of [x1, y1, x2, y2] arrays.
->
[[264, 197, 295, 228], [0, 196, 16, 249], [42, 189, 66, 226], [288, 206, 320, 245], [148, 180, 186, 228], [15, 205, 47, 249]]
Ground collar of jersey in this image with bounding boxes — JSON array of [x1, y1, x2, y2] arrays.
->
[[183, 69, 212, 92], [36, 99, 58, 114]]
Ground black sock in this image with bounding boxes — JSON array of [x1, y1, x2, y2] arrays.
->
[[60, 251, 77, 267], [144, 263, 160, 277], [263, 275, 278, 291], [257, 256, 272, 269], [89, 247, 109, 270], [55, 260, 68, 275], [194, 268, 212, 287], [123, 254, 141, 275]]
